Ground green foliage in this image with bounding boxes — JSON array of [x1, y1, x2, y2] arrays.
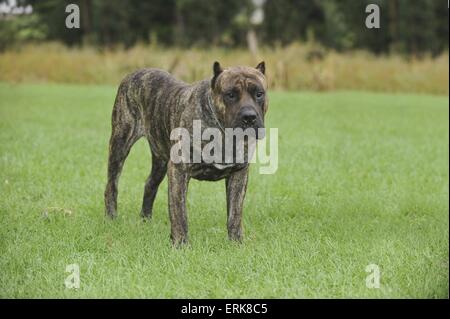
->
[[0, 13, 47, 50], [396, 0, 446, 55], [174, 0, 246, 47], [321, 0, 356, 50], [0, 83, 448, 297], [0, 0, 448, 53]]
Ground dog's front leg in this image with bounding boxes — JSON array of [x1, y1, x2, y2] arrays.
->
[[226, 167, 249, 242], [167, 161, 190, 246]]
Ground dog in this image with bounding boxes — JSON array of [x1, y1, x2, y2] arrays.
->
[[104, 61, 268, 245]]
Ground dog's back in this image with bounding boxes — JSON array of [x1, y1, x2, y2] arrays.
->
[[111, 68, 193, 158]]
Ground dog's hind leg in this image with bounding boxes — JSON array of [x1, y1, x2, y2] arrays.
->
[[104, 92, 143, 218], [140, 148, 167, 220]]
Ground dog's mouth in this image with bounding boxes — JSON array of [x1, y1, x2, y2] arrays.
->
[[231, 123, 265, 140]]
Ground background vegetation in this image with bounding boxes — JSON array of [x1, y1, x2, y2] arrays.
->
[[1, 42, 448, 94], [2, 0, 448, 55], [1, 0, 448, 94]]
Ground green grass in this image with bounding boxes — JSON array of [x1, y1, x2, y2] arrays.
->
[[0, 82, 448, 298]]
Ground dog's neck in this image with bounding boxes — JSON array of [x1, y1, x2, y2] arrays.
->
[[204, 89, 225, 132]]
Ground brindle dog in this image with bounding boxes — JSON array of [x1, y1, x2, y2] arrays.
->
[[104, 61, 268, 245]]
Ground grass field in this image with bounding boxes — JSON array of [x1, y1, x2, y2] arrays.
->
[[0, 82, 448, 298]]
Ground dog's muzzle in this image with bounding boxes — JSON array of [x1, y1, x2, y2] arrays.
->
[[236, 107, 265, 139]]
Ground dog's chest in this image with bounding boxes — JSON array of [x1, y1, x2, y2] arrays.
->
[[190, 162, 247, 181]]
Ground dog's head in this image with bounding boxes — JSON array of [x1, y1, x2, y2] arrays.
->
[[210, 61, 268, 139]]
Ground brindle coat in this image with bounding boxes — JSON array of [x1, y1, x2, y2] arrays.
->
[[104, 62, 268, 246]]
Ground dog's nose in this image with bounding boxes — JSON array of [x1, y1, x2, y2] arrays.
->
[[241, 109, 257, 125]]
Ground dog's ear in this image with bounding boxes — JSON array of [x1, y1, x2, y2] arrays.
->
[[211, 61, 223, 89], [255, 61, 265, 75]]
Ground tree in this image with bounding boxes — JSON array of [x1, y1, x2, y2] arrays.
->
[[2, 0, 447, 55]]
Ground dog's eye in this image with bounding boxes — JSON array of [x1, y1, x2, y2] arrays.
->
[[226, 92, 236, 99], [256, 91, 265, 99]]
